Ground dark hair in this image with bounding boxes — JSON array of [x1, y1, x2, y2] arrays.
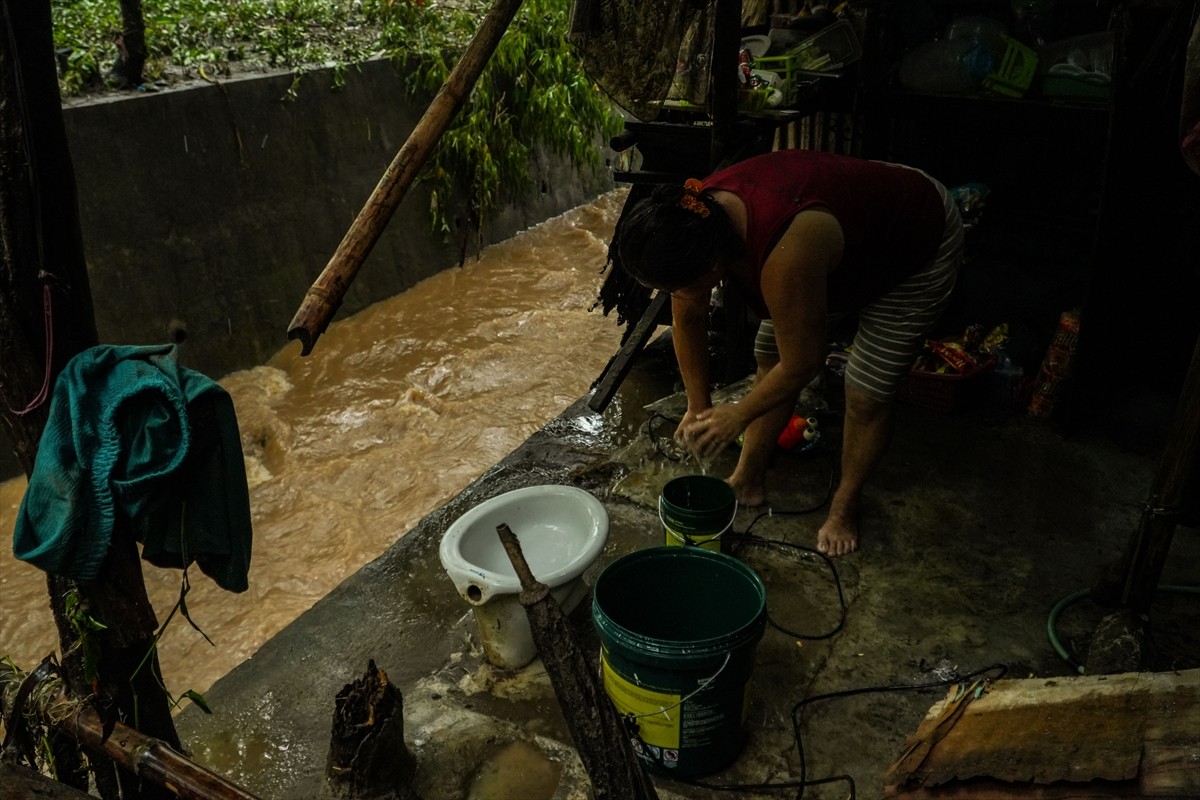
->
[[609, 183, 742, 291]]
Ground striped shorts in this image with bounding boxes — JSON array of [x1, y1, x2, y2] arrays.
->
[[754, 173, 965, 403]]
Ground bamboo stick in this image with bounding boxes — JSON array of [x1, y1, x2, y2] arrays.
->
[[62, 705, 262, 800], [1, 662, 262, 800], [286, 0, 526, 356]]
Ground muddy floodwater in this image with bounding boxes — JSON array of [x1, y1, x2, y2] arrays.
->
[[1, 189, 631, 699]]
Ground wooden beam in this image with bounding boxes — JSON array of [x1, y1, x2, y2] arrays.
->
[[709, 0, 742, 170], [588, 291, 669, 414]]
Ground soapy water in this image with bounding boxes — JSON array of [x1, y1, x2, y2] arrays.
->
[[0, 189, 633, 698]]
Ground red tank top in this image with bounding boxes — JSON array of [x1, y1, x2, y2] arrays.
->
[[701, 149, 945, 317]]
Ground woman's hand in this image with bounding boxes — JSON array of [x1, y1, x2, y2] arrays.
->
[[678, 403, 747, 459], [674, 408, 707, 443]]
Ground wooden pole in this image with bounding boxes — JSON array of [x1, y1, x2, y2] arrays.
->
[[587, 291, 668, 414], [1120, 332, 1200, 613], [2, 4, 182, 796], [709, 0, 741, 171], [63, 707, 263, 800], [495, 524, 659, 800], [286, 0, 526, 356], [0, 0, 99, 471]]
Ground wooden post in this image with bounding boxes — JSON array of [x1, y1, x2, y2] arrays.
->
[[286, 0, 526, 356], [496, 524, 659, 799], [0, 0, 98, 473], [1119, 333, 1200, 612], [1, 4, 182, 795], [588, 291, 669, 414], [709, 0, 741, 171]]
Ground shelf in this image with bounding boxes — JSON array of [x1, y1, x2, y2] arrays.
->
[[879, 89, 1111, 114]]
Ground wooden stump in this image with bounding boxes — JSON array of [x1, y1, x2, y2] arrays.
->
[[328, 660, 420, 800]]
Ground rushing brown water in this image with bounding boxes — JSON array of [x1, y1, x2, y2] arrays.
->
[[0, 189, 628, 699]]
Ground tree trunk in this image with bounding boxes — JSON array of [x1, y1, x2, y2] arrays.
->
[[1, 3, 180, 796], [0, 1, 97, 472], [111, 0, 147, 89]]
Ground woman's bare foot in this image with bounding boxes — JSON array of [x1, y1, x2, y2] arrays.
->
[[817, 513, 858, 556], [727, 471, 767, 508]]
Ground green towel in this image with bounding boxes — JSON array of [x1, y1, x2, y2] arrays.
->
[[14, 344, 253, 592]]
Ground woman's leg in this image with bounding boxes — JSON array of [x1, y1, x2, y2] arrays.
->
[[817, 384, 894, 555], [820, 174, 963, 555]]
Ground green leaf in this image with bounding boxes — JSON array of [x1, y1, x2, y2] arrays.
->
[[51, 0, 619, 237], [181, 689, 213, 714]]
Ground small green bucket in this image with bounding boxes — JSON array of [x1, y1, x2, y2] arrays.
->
[[660, 475, 737, 552], [592, 546, 767, 778]]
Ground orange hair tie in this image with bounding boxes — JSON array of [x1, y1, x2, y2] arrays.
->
[[678, 178, 710, 218]]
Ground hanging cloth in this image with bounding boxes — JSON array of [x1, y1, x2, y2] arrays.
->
[[13, 344, 253, 592]]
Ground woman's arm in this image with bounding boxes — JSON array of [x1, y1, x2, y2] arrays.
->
[[738, 210, 839, 417], [671, 289, 714, 436], [683, 209, 842, 454]]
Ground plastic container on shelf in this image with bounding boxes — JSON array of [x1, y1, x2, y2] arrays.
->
[[981, 36, 1039, 97], [790, 18, 862, 70], [898, 39, 990, 95], [755, 19, 861, 103], [899, 18, 1037, 98], [1036, 31, 1114, 102]]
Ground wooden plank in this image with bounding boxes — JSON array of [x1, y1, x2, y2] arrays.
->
[[1141, 684, 1200, 796], [885, 669, 1200, 799], [587, 291, 669, 414]]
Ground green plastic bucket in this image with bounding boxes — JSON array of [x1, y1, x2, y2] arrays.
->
[[592, 546, 767, 778], [659, 474, 737, 552]]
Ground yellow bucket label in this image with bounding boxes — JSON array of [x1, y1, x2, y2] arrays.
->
[[664, 526, 721, 552], [601, 654, 681, 749]]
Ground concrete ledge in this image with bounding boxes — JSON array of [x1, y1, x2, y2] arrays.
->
[[172, 346, 1200, 798]]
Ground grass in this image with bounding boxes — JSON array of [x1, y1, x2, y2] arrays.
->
[[52, 0, 621, 235]]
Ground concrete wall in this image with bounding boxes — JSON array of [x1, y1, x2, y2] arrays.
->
[[63, 57, 612, 379], [2, 59, 613, 479]]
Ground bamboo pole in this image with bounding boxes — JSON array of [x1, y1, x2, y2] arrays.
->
[[63, 708, 262, 800], [286, 0, 525, 356], [1, 662, 262, 800]]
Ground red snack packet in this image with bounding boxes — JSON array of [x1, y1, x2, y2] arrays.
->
[[928, 340, 979, 373]]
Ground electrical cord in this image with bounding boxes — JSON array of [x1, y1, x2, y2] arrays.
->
[[645, 411, 688, 462], [641, 410, 1012, 798], [683, 663, 1010, 798], [784, 663, 1010, 800], [736, 533, 847, 642]]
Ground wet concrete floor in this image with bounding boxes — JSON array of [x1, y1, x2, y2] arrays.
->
[[175, 336, 1200, 800]]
